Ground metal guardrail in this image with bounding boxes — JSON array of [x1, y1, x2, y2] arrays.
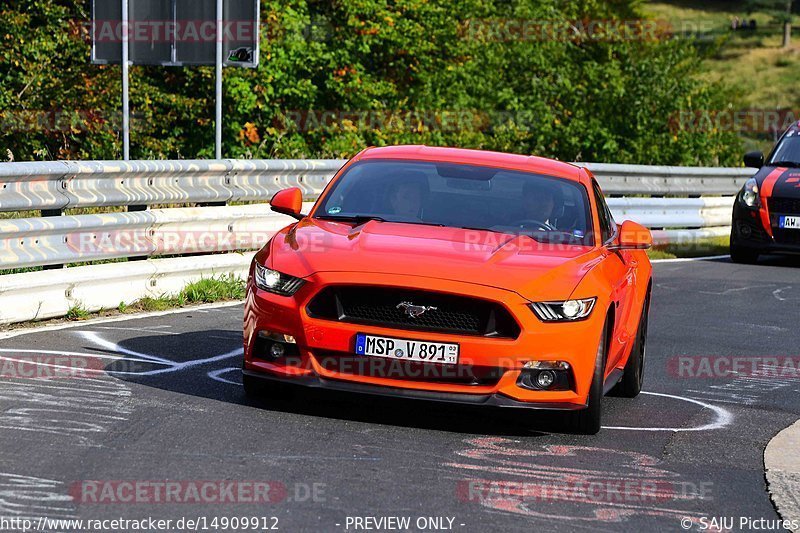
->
[[0, 159, 344, 211], [0, 158, 748, 325], [576, 163, 752, 196], [0, 253, 255, 325], [0, 159, 751, 212]]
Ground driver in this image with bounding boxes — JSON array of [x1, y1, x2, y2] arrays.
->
[[387, 172, 428, 219], [521, 181, 562, 228]]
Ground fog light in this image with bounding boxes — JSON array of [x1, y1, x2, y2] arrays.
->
[[517, 361, 572, 391], [536, 370, 556, 388], [270, 343, 285, 358], [739, 223, 752, 239]]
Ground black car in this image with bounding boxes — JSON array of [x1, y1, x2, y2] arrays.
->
[[731, 121, 800, 263]]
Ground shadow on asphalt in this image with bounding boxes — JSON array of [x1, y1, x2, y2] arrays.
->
[[95, 330, 591, 437], [705, 254, 800, 267]]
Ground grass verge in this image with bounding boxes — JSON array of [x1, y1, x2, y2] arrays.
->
[[50, 274, 246, 324], [647, 235, 730, 260]]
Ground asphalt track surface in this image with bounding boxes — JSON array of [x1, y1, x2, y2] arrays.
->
[[1, 256, 799, 533]]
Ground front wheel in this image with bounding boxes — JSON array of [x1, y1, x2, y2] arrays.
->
[[569, 319, 608, 435], [611, 296, 649, 398], [730, 244, 759, 264]]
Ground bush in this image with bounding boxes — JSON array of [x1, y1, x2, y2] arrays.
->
[[0, 0, 743, 165]]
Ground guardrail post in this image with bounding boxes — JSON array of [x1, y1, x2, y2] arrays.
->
[[128, 204, 149, 262], [41, 209, 65, 271]]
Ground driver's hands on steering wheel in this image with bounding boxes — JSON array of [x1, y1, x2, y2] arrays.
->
[[511, 218, 556, 232]]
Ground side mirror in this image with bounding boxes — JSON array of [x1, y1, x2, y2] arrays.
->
[[744, 151, 764, 169], [270, 187, 304, 220], [614, 220, 652, 250]]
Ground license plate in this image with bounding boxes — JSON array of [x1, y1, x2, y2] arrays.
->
[[779, 216, 800, 229], [355, 333, 459, 365]]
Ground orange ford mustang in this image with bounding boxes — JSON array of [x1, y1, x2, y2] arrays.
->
[[243, 146, 653, 434]]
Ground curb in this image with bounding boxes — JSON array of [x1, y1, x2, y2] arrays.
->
[[765, 420, 800, 531]]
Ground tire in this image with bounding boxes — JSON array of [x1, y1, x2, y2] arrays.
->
[[569, 318, 609, 435], [730, 244, 759, 264], [611, 296, 649, 398]]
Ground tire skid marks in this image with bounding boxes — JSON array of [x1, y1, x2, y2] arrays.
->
[[0, 327, 243, 449], [687, 374, 800, 406], [0, 369, 133, 447], [0, 472, 76, 522], [446, 437, 709, 525]]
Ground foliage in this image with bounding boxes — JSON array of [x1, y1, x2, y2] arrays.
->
[[0, 0, 744, 165]]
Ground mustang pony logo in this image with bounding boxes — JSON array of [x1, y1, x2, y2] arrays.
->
[[396, 301, 437, 318]]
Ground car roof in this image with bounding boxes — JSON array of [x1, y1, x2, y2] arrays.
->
[[354, 145, 587, 184]]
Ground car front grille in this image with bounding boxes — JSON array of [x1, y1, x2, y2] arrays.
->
[[769, 197, 800, 215], [773, 228, 800, 246], [306, 286, 520, 339], [770, 197, 800, 245]]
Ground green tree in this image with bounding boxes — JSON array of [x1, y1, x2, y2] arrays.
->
[[0, 0, 744, 166]]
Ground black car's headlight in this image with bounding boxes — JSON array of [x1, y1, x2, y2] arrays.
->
[[529, 298, 596, 322], [254, 263, 305, 296], [741, 178, 760, 208]]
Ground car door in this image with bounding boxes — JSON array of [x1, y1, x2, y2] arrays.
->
[[591, 180, 637, 372]]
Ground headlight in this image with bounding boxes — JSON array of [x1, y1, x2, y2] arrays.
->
[[741, 178, 760, 208], [529, 298, 596, 322], [254, 263, 305, 296]]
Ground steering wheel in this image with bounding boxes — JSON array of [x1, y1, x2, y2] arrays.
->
[[511, 219, 556, 232]]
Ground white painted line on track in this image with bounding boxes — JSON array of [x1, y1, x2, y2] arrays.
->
[[79, 331, 176, 365], [0, 301, 244, 340], [603, 391, 733, 432], [650, 255, 730, 264]]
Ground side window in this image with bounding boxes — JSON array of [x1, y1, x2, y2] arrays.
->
[[592, 181, 614, 244]]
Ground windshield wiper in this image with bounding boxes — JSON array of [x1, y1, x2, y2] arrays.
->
[[316, 215, 449, 228], [315, 215, 387, 224], [459, 225, 511, 236], [770, 161, 800, 168]]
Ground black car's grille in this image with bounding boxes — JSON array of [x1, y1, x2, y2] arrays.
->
[[769, 198, 800, 246], [770, 197, 800, 215], [307, 286, 520, 338], [773, 229, 800, 246]]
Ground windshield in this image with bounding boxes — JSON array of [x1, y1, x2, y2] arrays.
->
[[768, 133, 800, 166], [314, 160, 594, 246]]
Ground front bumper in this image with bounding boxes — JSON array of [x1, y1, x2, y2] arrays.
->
[[243, 370, 585, 410], [243, 270, 607, 408], [732, 199, 800, 254]]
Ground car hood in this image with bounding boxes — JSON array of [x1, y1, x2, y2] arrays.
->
[[267, 219, 604, 301], [753, 166, 800, 198]]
